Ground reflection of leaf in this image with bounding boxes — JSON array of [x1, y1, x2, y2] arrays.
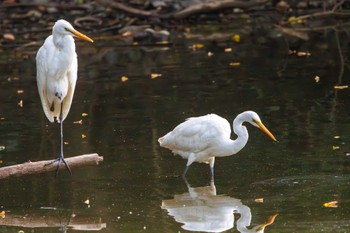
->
[[323, 201, 338, 208]]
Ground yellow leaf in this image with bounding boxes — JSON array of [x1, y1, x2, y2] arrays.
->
[[314, 76, 320, 83], [224, 48, 232, 52], [156, 40, 170, 45], [297, 51, 311, 57], [0, 211, 5, 218], [207, 51, 214, 57], [17, 89, 24, 94], [64, 141, 69, 145], [323, 201, 338, 208], [151, 73, 162, 79], [232, 34, 240, 43], [254, 198, 264, 203], [121, 76, 128, 82], [82, 134, 86, 139], [229, 62, 241, 67], [190, 43, 204, 50], [334, 85, 348, 89], [82, 113, 88, 117], [332, 146, 339, 150], [18, 100, 23, 108], [132, 41, 139, 45], [334, 136, 340, 139], [73, 120, 83, 124]]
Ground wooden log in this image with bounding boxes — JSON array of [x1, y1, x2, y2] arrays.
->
[[0, 153, 103, 179]]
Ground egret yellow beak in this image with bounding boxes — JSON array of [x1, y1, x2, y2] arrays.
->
[[256, 120, 277, 142], [68, 28, 94, 43]]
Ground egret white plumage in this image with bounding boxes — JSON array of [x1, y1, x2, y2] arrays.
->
[[158, 111, 277, 179], [36, 19, 93, 176]]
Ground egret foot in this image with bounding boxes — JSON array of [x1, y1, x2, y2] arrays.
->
[[45, 155, 72, 177]]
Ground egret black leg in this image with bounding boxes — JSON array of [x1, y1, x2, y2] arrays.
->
[[182, 166, 189, 178], [54, 102, 72, 177]]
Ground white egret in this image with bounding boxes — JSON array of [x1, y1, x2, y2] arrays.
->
[[158, 111, 277, 178], [36, 19, 93, 176]]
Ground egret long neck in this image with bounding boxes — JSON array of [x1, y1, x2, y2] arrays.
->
[[230, 116, 249, 154]]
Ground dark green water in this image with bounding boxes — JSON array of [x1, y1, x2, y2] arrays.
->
[[0, 29, 350, 232]]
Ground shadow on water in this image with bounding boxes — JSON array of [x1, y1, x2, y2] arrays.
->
[[0, 23, 350, 232]]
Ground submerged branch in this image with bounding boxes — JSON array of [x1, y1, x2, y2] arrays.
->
[[0, 153, 103, 179]]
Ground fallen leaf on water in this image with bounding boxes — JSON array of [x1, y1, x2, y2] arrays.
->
[[224, 48, 232, 52], [207, 51, 214, 57], [18, 100, 23, 108], [255, 198, 264, 203], [229, 62, 241, 67], [121, 76, 128, 82], [84, 199, 90, 205], [334, 85, 348, 89], [0, 146, 5, 151], [189, 43, 204, 50], [334, 136, 340, 139], [332, 146, 340, 150], [323, 201, 338, 208], [0, 160, 3, 164], [132, 41, 139, 45], [17, 89, 24, 94], [82, 113, 88, 117], [82, 134, 86, 139], [73, 120, 83, 124], [314, 76, 320, 83], [3, 33, 15, 41], [232, 34, 240, 43], [156, 40, 170, 45], [0, 211, 5, 218], [64, 141, 69, 145], [297, 51, 311, 57], [151, 73, 162, 79]]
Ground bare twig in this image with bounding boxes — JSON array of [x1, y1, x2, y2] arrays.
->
[[0, 153, 103, 179]]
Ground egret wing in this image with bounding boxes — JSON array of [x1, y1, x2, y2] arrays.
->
[[36, 37, 55, 123], [61, 54, 78, 122]]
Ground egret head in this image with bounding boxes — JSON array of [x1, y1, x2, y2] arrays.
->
[[53, 19, 93, 43], [244, 111, 277, 142]]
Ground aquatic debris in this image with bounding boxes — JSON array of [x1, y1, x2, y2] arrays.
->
[[151, 73, 162, 79], [323, 201, 338, 208], [334, 85, 348, 89], [121, 76, 129, 82], [314, 75, 320, 83], [254, 198, 264, 203]]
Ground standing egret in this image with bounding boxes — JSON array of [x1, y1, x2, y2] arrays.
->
[[158, 111, 277, 179], [36, 19, 93, 176]]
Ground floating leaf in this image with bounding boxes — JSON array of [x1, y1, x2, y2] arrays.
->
[[332, 146, 340, 150], [132, 41, 139, 45], [334, 85, 348, 89], [323, 201, 338, 208], [0, 146, 5, 151], [17, 89, 24, 94], [232, 34, 240, 43], [18, 100, 23, 108], [229, 62, 241, 67], [224, 48, 232, 52], [190, 43, 204, 50], [121, 76, 128, 82], [151, 73, 162, 79], [82, 113, 88, 117], [84, 199, 90, 205], [73, 120, 83, 124], [3, 33, 15, 41], [0, 211, 5, 218], [297, 51, 311, 57], [314, 76, 320, 83], [64, 141, 69, 145], [207, 51, 214, 57], [255, 198, 264, 203], [82, 134, 86, 139], [334, 136, 340, 139]]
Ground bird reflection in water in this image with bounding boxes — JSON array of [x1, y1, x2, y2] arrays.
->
[[161, 179, 277, 233]]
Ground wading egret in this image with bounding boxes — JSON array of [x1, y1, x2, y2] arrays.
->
[[158, 111, 277, 179], [36, 19, 93, 176]]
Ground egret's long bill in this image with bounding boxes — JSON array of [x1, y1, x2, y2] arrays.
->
[[67, 28, 94, 43], [255, 120, 277, 142]]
